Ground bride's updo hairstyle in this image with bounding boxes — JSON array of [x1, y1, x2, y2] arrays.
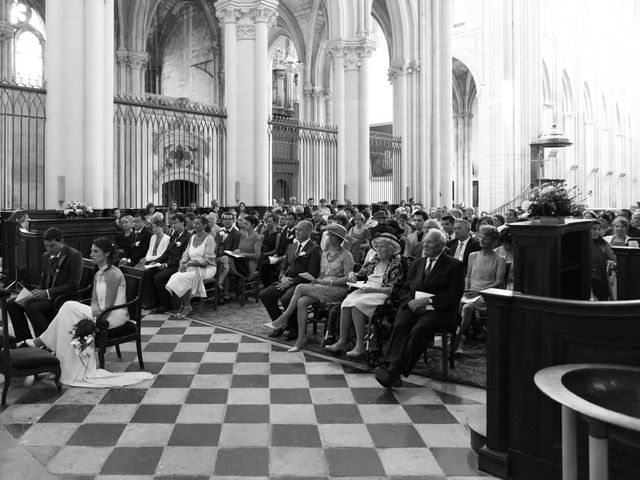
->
[[92, 237, 119, 265]]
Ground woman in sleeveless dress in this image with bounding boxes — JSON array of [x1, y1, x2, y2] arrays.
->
[[264, 224, 354, 352], [325, 233, 405, 358], [165, 215, 217, 318], [454, 225, 507, 355], [27, 238, 153, 387]]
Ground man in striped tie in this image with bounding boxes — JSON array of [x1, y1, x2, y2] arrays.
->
[[374, 230, 464, 388]]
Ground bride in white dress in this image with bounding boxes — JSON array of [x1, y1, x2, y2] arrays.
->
[[28, 238, 153, 387]]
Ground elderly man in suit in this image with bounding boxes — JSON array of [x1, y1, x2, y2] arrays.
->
[[446, 219, 481, 272], [259, 220, 321, 339], [8, 227, 83, 343], [374, 229, 464, 388]]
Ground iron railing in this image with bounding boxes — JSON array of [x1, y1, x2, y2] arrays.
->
[[0, 80, 46, 210], [370, 130, 402, 203], [113, 96, 227, 209], [489, 185, 533, 216], [268, 117, 338, 202]]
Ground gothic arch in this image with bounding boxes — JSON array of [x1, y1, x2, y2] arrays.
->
[[385, 0, 417, 63], [583, 83, 593, 121], [541, 60, 551, 105]]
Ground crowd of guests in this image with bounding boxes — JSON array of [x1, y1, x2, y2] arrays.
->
[[17, 197, 634, 389]]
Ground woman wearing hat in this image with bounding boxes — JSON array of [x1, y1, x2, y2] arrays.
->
[[325, 232, 406, 358], [264, 224, 354, 352]]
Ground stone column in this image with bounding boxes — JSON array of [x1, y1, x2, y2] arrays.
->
[[0, 0, 14, 80], [390, 61, 409, 201], [45, 0, 114, 209], [328, 44, 346, 202], [358, 43, 373, 204], [128, 51, 149, 97], [438, 0, 453, 208], [343, 45, 360, 202], [216, 0, 277, 206], [115, 49, 129, 96]]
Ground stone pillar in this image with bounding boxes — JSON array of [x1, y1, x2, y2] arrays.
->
[[390, 61, 409, 201], [329, 45, 346, 202], [343, 45, 360, 202], [0, 0, 14, 80], [128, 51, 149, 97], [358, 44, 373, 204], [45, 0, 114, 209], [438, 0, 453, 208], [216, 0, 277, 206]]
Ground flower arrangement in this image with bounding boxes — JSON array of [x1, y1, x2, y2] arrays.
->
[[61, 200, 93, 218], [528, 182, 589, 217], [70, 318, 97, 361]]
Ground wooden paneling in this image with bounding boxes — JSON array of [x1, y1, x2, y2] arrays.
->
[[479, 289, 640, 479], [612, 246, 640, 300]]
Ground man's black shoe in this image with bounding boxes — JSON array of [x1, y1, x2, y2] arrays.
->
[[268, 328, 284, 338], [151, 306, 168, 314], [285, 330, 298, 341], [374, 367, 402, 389]]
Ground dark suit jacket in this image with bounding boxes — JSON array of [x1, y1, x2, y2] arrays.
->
[[303, 206, 314, 219], [310, 219, 327, 243], [275, 226, 296, 256], [155, 229, 192, 268], [446, 237, 481, 271], [399, 254, 465, 318], [126, 228, 152, 265], [38, 245, 83, 301], [213, 227, 241, 256], [279, 241, 322, 287]]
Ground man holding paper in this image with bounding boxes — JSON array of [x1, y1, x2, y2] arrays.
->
[[374, 229, 464, 388], [8, 227, 82, 343], [259, 220, 321, 338]]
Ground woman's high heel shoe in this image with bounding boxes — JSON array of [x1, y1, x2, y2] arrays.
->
[[345, 349, 366, 359], [324, 343, 348, 355]]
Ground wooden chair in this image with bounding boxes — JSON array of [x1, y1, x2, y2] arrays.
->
[[53, 258, 96, 310], [228, 261, 260, 307], [0, 289, 61, 405], [95, 266, 145, 370], [197, 274, 219, 314], [428, 325, 456, 378]]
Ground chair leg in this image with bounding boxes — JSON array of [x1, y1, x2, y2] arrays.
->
[[448, 333, 456, 370], [54, 366, 62, 391], [98, 347, 106, 369], [2, 375, 10, 405], [136, 337, 144, 369], [441, 333, 449, 378], [115, 345, 122, 359], [239, 281, 247, 307]]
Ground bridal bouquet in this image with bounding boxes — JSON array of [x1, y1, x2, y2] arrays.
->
[[70, 318, 97, 361], [61, 200, 93, 218]]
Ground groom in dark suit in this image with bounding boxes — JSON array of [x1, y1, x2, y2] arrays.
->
[[375, 229, 464, 388], [7, 227, 83, 342], [259, 220, 321, 338]]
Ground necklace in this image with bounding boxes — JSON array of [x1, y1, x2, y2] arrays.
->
[[193, 232, 207, 247]]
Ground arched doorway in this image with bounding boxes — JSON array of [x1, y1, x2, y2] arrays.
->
[[452, 57, 478, 208]]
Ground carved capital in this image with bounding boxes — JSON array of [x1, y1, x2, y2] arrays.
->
[[0, 20, 13, 41], [215, 0, 278, 27], [128, 51, 150, 69], [328, 38, 375, 71], [304, 86, 324, 97], [343, 45, 361, 71], [250, 4, 278, 26], [236, 23, 255, 39]]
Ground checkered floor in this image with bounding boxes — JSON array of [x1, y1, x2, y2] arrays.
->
[[0, 314, 494, 479]]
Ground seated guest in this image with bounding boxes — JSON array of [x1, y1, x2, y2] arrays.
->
[[494, 228, 514, 289], [144, 202, 156, 226], [207, 212, 220, 237], [373, 230, 464, 388], [326, 233, 405, 358], [303, 198, 315, 219], [165, 215, 217, 319], [447, 219, 481, 272], [403, 210, 428, 259], [164, 200, 179, 226], [441, 215, 456, 242], [258, 214, 281, 287], [137, 220, 170, 267], [397, 213, 413, 238], [217, 215, 262, 302], [631, 210, 640, 237], [590, 221, 615, 301], [8, 227, 83, 344], [348, 212, 368, 265], [116, 214, 134, 250], [604, 216, 638, 247], [597, 212, 614, 236], [317, 198, 331, 219], [119, 213, 151, 267], [310, 209, 327, 243], [184, 212, 196, 234], [212, 212, 242, 299], [264, 224, 354, 352], [453, 226, 507, 354], [504, 208, 518, 224], [142, 213, 191, 312], [259, 220, 322, 337]]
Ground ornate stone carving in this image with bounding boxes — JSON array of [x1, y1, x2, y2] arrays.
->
[[0, 21, 14, 41], [215, 1, 278, 27], [236, 23, 255, 39], [128, 51, 149, 69]]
